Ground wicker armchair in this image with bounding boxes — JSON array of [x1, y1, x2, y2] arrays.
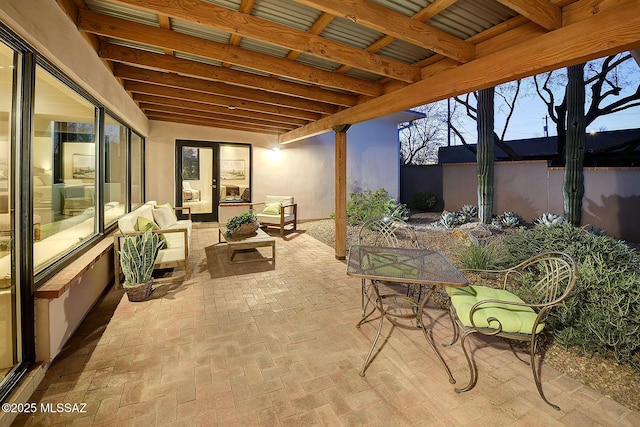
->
[[443, 251, 577, 410]]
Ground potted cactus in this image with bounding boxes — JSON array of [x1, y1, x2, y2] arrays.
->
[[118, 228, 164, 302]]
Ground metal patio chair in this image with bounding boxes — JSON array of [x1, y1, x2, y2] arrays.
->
[[445, 251, 578, 410]]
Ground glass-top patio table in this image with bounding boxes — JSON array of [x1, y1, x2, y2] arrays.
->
[[347, 244, 468, 380]]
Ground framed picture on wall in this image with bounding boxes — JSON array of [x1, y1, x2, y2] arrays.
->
[[220, 159, 245, 180], [182, 147, 200, 180], [72, 154, 95, 179]]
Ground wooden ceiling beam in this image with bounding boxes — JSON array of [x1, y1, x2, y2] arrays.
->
[[286, 12, 336, 61], [280, 1, 640, 143], [146, 113, 286, 134], [139, 103, 296, 130], [294, 0, 474, 63], [413, 0, 460, 21], [132, 93, 309, 126], [124, 81, 323, 121], [114, 64, 339, 115], [334, 0, 460, 75], [78, 10, 382, 97], [496, 0, 562, 31], [108, 0, 420, 83], [99, 43, 357, 107]]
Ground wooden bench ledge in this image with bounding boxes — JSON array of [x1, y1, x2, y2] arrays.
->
[[35, 236, 114, 299]]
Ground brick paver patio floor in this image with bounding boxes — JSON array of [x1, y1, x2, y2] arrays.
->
[[12, 224, 640, 426]]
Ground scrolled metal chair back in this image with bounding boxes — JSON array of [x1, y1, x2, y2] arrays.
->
[[357, 217, 419, 249], [504, 251, 577, 308]]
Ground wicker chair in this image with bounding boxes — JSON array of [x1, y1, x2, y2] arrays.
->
[[354, 217, 423, 375], [443, 251, 578, 410]]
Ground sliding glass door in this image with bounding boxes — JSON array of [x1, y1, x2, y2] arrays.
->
[[0, 40, 20, 393]]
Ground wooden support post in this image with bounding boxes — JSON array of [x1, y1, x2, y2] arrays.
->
[[333, 124, 350, 260]]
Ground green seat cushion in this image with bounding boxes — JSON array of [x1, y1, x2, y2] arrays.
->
[[448, 285, 543, 334]]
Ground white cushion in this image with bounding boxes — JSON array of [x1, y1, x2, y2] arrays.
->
[[153, 206, 178, 228], [256, 213, 295, 225]]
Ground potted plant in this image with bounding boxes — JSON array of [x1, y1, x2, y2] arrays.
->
[[118, 228, 164, 302], [225, 211, 259, 238]]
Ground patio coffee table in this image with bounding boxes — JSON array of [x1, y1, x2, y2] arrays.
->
[[219, 227, 276, 264]]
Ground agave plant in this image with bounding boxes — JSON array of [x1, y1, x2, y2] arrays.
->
[[492, 211, 523, 229], [535, 212, 566, 227], [439, 212, 461, 229], [459, 204, 478, 218]]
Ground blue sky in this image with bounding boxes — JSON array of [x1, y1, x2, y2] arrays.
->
[[450, 53, 640, 143]]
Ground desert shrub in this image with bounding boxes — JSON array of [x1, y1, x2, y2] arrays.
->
[[346, 188, 409, 226], [501, 223, 640, 372], [412, 192, 438, 211], [457, 240, 506, 270]]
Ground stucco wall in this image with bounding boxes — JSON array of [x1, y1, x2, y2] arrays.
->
[[147, 119, 401, 221], [407, 161, 640, 243]]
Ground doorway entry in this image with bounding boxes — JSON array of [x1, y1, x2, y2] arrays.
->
[[176, 140, 218, 222], [175, 140, 253, 223]]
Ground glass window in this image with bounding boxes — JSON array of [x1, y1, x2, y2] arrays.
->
[[130, 131, 143, 210], [104, 114, 127, 226], [33, 65, 97, 271], [219, 144, 251, 202], [0, 40, 19, 389]]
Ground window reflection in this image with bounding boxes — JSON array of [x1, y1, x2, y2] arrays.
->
[[130, 132, 143, 210], [0, 39, 18, 389], [33, 66, 97, 271], [104, 115, 127, 226]]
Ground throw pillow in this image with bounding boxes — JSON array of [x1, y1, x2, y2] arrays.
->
[[135, 216, 159, 232], [155, 203, 177, 220], [153, 206, 178, 228], [135, 217, 168, 247], [261, 202, 281, 215]]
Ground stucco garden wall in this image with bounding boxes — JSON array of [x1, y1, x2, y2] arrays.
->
[[401, 160, 640, 243]]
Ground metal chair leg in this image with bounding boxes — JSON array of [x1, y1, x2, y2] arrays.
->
[[530, 334, 561, 410]]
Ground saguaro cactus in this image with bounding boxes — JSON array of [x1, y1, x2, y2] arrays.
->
[[477, 87, 495, 224], [563, 64, 586, 226]]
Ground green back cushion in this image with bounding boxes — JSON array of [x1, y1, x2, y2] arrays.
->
[[447, 285, 543, 334], [135, 216, 159, 232], [261, 202, 281, 215], [134, 217, 167, 246]]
